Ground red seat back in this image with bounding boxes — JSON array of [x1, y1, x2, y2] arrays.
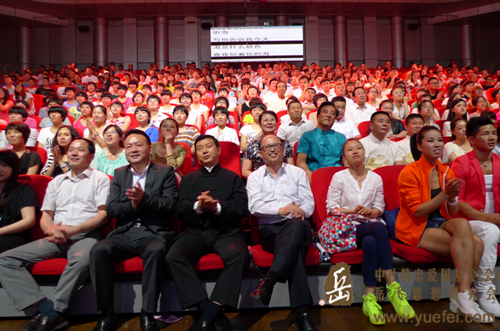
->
[[219, 141, 242, 177], [18, 175, 52, 241], [357, 121, 370, 138], [28, 115, 42, 128], [293, 141, 299, 165], [33, 94, 44, 116], [310, 167, 347, 232], [373, 165, 406, 211], [176, 142, 193, 177], [125, 113, 139, 129], [67, 115, 75, 125], [434, 120, 446, 131]]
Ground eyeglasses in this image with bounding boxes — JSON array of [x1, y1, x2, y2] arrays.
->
[[105, 131, 118, 135], [260, 143, 283, 152]]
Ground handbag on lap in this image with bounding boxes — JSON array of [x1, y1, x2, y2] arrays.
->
[[318, 207, 362, 254]]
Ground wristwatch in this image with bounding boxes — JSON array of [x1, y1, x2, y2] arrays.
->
[[447, 197, 459, 206], [60, 162, 68, 168], [92, 133, 99, 138]]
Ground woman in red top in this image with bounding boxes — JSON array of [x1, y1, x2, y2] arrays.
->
[[396, 126, 488, 321]]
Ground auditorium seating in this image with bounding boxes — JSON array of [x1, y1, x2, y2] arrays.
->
[[357, 121, 370, 138]]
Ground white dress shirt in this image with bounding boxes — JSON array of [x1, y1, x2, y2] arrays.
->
[[332, 117, 360, 139], [266, 94, 288, 112], [205, 126, 240, 146], [277, 118, 316, 146], [41, 167, 110, 227], [345, 103, 377, 126], [360, 133, 405, 171], [247, 163, 315, 225], [326, 169, 385, 225]]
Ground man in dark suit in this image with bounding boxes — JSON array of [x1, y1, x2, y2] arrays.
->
[[165, 135, 249, 331], [89, 129, 178, 331]]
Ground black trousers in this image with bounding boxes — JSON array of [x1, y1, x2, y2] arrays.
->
[[259, 218, 313, 308], [165, 230, 249, 309], [0, 235, 28, 254], [89, 226, 172, 313]]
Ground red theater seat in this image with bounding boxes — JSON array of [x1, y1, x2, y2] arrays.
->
[[390, 240, 452, 264], [31, 258, 68, 275], [357, 121, 370, 138]]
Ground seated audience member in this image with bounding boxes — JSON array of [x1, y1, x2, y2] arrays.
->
[[115, 84, 132, 110], [378, 100, 407, 139], [205, 107, 240, 145], [358, 112, 405, 170], [277, 100, 315, 146], [0, 150, 38, 253], [442, 118, 471, 164], [396, 126, 490, 322], [469, 96, 488, 119], [179, 93, 204, 130], [242, 111, 294, 178], [417, 100, 440, 130], [391, 86, 410, 120], [0, 138, 110, 331], [205, 97, 236, 127], [398, 114, 424, 164], [37, 106, 67, 152], [240, 103, 265, 152], [440, 93, 465, 120], [5, 122, 43, 174], [41, 125, 81, 178], [0, 88, 14, 120], [331, 96, 361, 139], [127, 91, 146, 114], [73, 101, 93, 132], [491, 89, 500, 110], [297, 102, 346, 181], [450, 117, 500, 317], [107, 102, 131, 132], [10, 100, 37, 130], [90, 130, 177, 331], [173, 105, 200, 155], [159, 90, 174, 115], [324, 139, 414, 325], [481, 110, 496, 127], [443, 99, 469, 137], [0, 107, 38, 148], [306, 93, 328, 127], [246, 134, 317, 331], [165, 135, 249, 331], [14, 83, 35, 115], [266, 81, 288, 112], [62, 87, 80, 119], [149, 95, 169, 128], [135, 106, 160, 143], [151, 118, 188, 178], [241, 98, 264, 126], [85, 105, 108, 153], [216, 89, 237, 112], [39, 101, 73, 128], [90, 125, 128, 176], [345, 87, 377, 126]]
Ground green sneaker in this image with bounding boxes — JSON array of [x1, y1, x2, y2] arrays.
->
[[387, 281, 415, 319], [363, 293, 385, 325]]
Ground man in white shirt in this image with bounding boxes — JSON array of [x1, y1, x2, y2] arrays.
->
[[286, 76, 302, 99], [266, 81, 288, 113], [334, 83, 355, 108], [261, 78, 278, 103], [345, 87, 377, 126], [332, 96, 361, 139], [277, 100, 315, 146], [319, 79, 336, 101], [300, 88, 317, 114], [205, 107, 240, 146], [359, 112, 405, 171], [398, 114, 424, 164], [0, 139, 110, 331], [247, 134, 316, 331], [82, 67, 98, 84]]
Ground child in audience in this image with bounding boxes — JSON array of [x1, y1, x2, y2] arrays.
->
[[205, 107, 239, 146]]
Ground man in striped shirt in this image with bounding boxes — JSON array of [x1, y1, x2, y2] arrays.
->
[[0, 138, 110, 331]]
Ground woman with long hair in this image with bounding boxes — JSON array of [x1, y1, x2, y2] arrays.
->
[[173, 106, 200, 155], [14, 82, 35, 115], [151, 118, 187, 178], [0, 150, 38, 253], [399, 126, 487, 321], [73, 101, 94, 132], [41, 125, 80, 177], [107, 101, 131, 132], [443, 99, 469, 137], [0, 88, 14, 121], [85, 105, 108, 153], [323, 139, 414, 325], [126, 92, 146, 114], [6, 122, 43, 174], [469, 96, 488, 118], [442, 118, 472, 164], [90, 125, 128, 176]]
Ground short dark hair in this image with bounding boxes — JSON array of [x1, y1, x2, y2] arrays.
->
[[65, 87, 76, 94], [147, 94, 161, 104], [353, 87, 366, 96], [331, 96, 347, 104], [213, 106, 229, 119], [214, 96, 229, 108], [317, 101, 337, 117], [48, 106, 68, 120], [179, 93, 192, 102], [195, 134, 219, 149], [70, 137, 96, 154], [134, 106, 151, 118], [250, 102, 266, 112], [75, 91, 88, 99], [259, 110, 278, 125], [173, 105, 189, 117], [8, 106, 28, 119], [466, 117, 495, 138], [371, 111, 391, 122], [6, 122, 30, 143], [123, 129, 151, 146], [405, 114, 424, 126], [161, 90, 173, 97], [313, 93, 328, 108]]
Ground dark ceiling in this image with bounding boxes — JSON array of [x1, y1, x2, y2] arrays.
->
[[0, 0, 499, 28]]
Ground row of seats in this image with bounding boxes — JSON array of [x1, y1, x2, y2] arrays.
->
[[18, 164, 500, 281]]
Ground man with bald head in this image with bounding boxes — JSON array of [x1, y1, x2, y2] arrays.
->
[[246, 135, 316, 331]]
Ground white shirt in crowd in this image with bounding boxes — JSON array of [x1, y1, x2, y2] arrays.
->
[[205, 126, 240, 146], [332, 117, 360, 139], [345, 103, 377, 126], [360, 133, 405, 171], [277, 118, 316, 146]]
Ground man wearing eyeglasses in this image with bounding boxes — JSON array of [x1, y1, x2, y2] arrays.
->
[[246, 134, 316, 331]]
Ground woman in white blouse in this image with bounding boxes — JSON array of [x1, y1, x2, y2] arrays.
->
[[325, 139, 414, 325], [442, 118, 472, 164]]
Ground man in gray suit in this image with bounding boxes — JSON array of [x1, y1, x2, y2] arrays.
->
[[89, 129, 178, 331]]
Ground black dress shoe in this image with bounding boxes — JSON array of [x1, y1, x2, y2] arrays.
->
[[140, 315, 160, 331], [295, 312, 317, 331], [213, 314, 234, 331], [250, 277, 274, 306], [23, 314, 44, 331], [93, 315, 119, 331], [187, 319, 211, 331], [35, 315, 69, 331]]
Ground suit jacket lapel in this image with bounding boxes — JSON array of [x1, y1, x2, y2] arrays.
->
[[124, 165, 133, 191], [145, 163, 156, 193]]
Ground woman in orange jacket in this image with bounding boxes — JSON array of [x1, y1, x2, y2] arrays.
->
[[396, 126, 488, 321]]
